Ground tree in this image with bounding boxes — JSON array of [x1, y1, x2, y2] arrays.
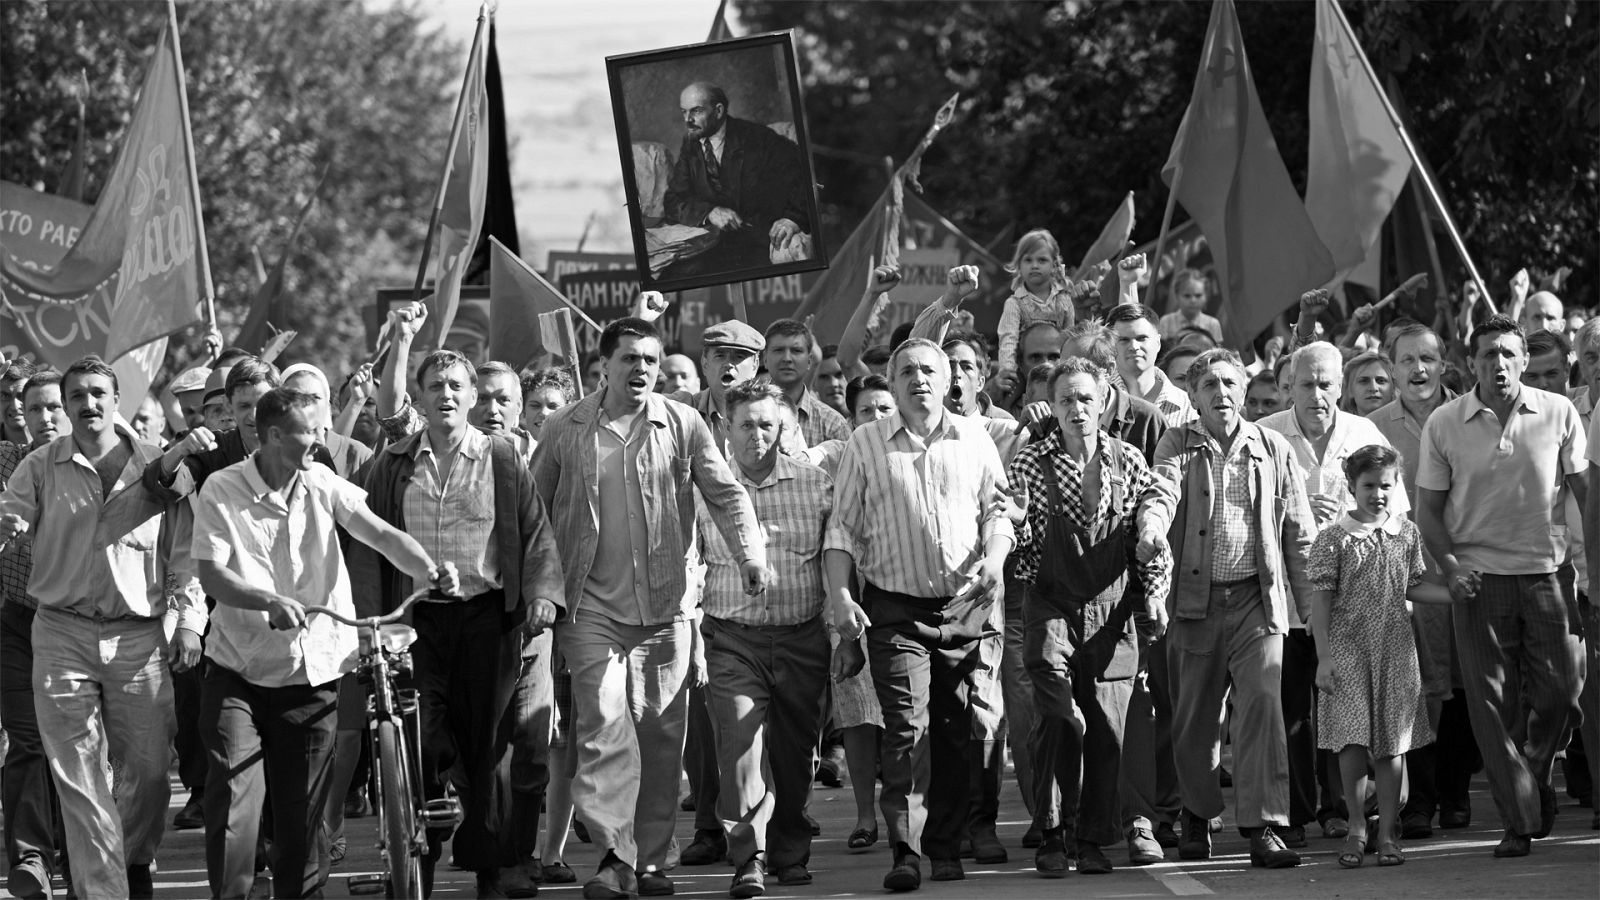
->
[[739, 0, 1598, 315], [1, 0, 461, 381]]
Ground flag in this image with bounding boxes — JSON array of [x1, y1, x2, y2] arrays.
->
[[708, 0, 734, 41], [1381, 78, 1452, 321], [58, 70, 90, 202], [0, 2, 212, 363], [463, 22, 518, 286], [425, 7, 490, 349], [1160, 0, 1333, 349], [793, 95, 960, 342], [234, 164, 326, 355], [489, 238, 564, 369], [538, 308, 578, 363], [1074, 191, 1135, 279], [1305, 0, 1411, 280]]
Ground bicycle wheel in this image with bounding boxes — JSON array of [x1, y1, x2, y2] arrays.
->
[[377, 720, 422, 900]]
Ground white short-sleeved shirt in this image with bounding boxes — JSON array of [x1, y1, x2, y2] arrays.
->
[[192, 455, 367, 687], [1416, 387, 1587, 575]]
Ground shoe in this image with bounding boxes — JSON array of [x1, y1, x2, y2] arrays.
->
[[847, 826, 879, 851], [1219, 765, 1233, 788], [1401, 812, 1433, 839], [1022, 825, 1043, 848], [1492, 830, 1531, 858], [344, 786, 372, 818], [1279, 824, 1307, 848], [477, 869, 511, 899], [1438, 807, 1470, 829], [1127, 825, 1164, 866], [680, 794, 697, 812], [1322, 816, 1350, 839], [583, 852, 636, 900], [638, 868, 674, 896], [1337, 833, 1364, 869], [970, 827, 1007, 864], [126, 864, 154, 900], [773, 863, 811, 885], [519, 858, 544, 885], [1248, 827, 1300, 868], [498, 863, 539, 898], [1034, 836, 1069, 878], [1076, 841, 1113, 875], [681, 828, 728, 866], [815, 757, 843, 788], [1154, 821, 1179, 848], [958, 837, 973, 858], [929, 858, 963, 881], [882, 846, 921, 892], [1179, 810, 1212, 860], [1376, 840, 1405, 867], [329, 836, 347, 865], [541, 860, 576, 884], [7, 852, 50, 899], [1209, 816, 1224, 833], [173, 792, 205, 830], [730, 857, 765, 899], [1533, 783, 1557, 839]]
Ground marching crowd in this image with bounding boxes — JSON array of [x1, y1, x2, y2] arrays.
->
[[0, 232, 1595, 900]]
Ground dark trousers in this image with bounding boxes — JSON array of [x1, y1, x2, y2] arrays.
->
[[1, 602, 59, 868], [703, 615, 830, 868], [1283, 629, 1345, 826], [507, 631, 554, 858], [1403, 689, 1482, 821], [1024, 596, 1133, 847], [685, 682, 722, 832], [864, 584, 982, 860], [174, 663, 208, 797], [1121, 635, 1181, 831], [200, 663, 337, 899], [413, 594, 521, 872]]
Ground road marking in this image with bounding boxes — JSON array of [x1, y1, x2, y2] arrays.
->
[[1152, 869, 1213, 895]]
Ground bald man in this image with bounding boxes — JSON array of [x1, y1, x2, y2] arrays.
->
[[1521, 291, 1564, 337], [658, 354, 701, 395], [663, 81, 812, 274]]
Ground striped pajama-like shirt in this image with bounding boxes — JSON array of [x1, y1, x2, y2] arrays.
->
[[824, 410, 1014, 600]]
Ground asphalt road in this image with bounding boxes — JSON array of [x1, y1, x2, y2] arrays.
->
[[3, 765, 1596, 899]]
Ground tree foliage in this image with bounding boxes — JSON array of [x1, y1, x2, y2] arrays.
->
[[1, 0, 460, 379], [739, 0, 1598, 311]]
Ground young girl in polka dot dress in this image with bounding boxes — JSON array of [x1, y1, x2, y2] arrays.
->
[[1307, 444, 1479, 870]]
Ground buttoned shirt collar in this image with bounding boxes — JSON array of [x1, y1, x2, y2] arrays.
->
[[51, 421, 141, 467], [240, 454, 304, 512], [738, 452, 799, 490], [888, 408, 960, 443], [1336, 510, 1404, 538], [416, 426, 488, 462], [1462, 384, 1542, 423]]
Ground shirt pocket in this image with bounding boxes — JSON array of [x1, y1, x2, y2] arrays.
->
[[119, 516, 160, 552]]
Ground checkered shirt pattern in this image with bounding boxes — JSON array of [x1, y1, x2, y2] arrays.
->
[[1143, 368, 1196, 429], [1206, 425, 1259, 582], [401, 429, 501, 599], [699, 454, 833, 625], [0, 442, 35, 608]]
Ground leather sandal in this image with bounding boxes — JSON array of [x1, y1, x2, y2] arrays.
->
[[1337, 833, 1364, 868]]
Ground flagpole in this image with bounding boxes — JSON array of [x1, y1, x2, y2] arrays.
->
[[1330, 1, 1494, 314], [1145, 166, 1182, 310], [166, 0, 215, 329], [411, 4, 489, 308]]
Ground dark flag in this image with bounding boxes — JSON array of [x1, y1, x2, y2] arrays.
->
[[464, 21, 518, 285]]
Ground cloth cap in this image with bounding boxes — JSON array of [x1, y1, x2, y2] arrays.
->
[[701, 320, 765, 354], [169, 366, 211, 398]]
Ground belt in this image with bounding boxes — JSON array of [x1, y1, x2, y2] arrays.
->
[[36, 605, 159, 625], [1210, 575, 1257, 590], [706, 614, 821, 634]]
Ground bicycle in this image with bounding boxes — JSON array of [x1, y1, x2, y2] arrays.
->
[[305, 588, 462, 899]]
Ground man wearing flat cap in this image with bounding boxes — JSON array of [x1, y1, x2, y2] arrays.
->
[[668, 320, 769, 459]]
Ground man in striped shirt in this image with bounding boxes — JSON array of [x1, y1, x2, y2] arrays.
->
[[826, 338, 1015, 891], [697, 380, 833, 898]]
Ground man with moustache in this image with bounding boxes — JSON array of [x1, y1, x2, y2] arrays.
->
[[1417, 315, 1588, 858], [1370, 323, 1479, 836], [1137, 349, 1317, 869], [697, 381, 833, 898], [0, 359, 33, 445], [0, 356, 206, 899], [351, 349, 565, 897], [1259, 342, 1402, 846], [532, 318, 767, 899], [827, 338, 1014, 891], [663, 82, 812, 275]]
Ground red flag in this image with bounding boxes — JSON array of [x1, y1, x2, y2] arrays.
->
[[1074, 191, 1136, 279], [0, 2, 212, 362], [463, 22, 519, 286], [708, 0, 734, 41], [58, 70, 90, 202], [234, 165, 326, 355], [488, 237, 598, 370], [1161, 0, 1333, 348], [425, 7, 490, 349], [1305, 0, 1411, 280]]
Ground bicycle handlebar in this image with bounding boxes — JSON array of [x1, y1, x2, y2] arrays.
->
[[303, 588, 450, 629]]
